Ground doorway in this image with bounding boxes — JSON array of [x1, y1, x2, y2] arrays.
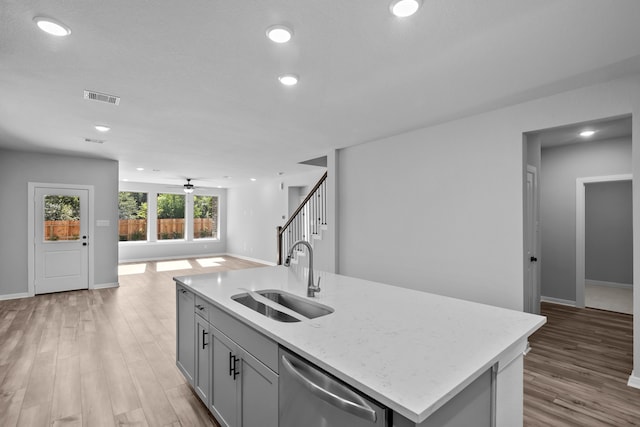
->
[[28, 183, 94, 295], [524, 165, 540, 314], [576, 176, 633, 311], [523, 115, 632, 312]]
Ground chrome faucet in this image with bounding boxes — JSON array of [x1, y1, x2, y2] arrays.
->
[[283, 240, 321, 297]]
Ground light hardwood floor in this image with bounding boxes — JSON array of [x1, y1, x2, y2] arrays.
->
[[0, 256, 265, 427], [2, 262, 639, 426], [524, 302, 640, 426]]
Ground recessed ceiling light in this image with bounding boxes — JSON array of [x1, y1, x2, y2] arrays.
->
[[123, 178, 129, 182], [266, 25, 293, 43], [94, 125, 110, 132], [33, 16, 72, 36], [389, 0, 422, 17], [580, 130, 596, 138], [136, 167, 144, 171], [250, 178, 257, 182], [278, 74, 298, 86]]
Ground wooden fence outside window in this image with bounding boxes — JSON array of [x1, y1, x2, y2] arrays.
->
[[118, 218, 217, 241]]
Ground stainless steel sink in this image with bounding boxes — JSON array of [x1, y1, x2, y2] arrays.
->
[[256, 290, 334, 319], [231, 293, 300, 322], [231, 289, 334, 322]]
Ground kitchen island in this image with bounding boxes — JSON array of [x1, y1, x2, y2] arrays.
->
[[174, 266, 545, 427]]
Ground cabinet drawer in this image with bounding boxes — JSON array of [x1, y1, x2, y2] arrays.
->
[[195, 296, 212, 322], [210, 304, 278, 373]]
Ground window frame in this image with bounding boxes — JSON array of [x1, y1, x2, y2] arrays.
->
[[117, 185, 222, 246], [117, 191, 149, 242]]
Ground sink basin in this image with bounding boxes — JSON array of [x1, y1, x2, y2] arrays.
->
[[256, 290, 334, 319], [231, 289, 334, 322], [231, 294, 300, 322]]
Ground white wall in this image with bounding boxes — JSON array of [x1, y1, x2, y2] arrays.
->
[[337, 75, 640, 310], [540, 138, 631, 301], [0, 149, 119, 297], [227, 170, 325, 265], [118, 181, 227, 262]]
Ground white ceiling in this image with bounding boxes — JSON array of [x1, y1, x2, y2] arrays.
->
[[2, 1, 640, 188]]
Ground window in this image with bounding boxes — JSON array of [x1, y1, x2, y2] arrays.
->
[[194, 195, 218, 239], [118, 192, 148, 241], [157, 193, 185, 240], [44, 195, 80, 241]]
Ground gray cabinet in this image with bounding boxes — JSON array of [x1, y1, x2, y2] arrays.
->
[[238, 348, 278, 427], [211, 329, 239, 427], [176, 286, 195, 385], [176, 288, 278, 427], [210, 327, 278, 427], [195, 314, 211, 405]]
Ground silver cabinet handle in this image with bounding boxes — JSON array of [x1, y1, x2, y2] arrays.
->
[[281, 354, 377, 423]]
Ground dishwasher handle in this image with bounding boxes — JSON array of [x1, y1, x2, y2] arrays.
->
[[281, 354, 378, 423]]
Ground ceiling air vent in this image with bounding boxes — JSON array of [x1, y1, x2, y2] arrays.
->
[[83, 90, 120, 106], [84, 138, 105, 144]]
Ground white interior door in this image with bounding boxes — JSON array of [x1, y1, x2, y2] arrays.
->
[[34, 187, 89, 294], [524, 166, 540, 314]]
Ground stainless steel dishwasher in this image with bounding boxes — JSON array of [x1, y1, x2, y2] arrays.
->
[[279, 348, 389, 427]]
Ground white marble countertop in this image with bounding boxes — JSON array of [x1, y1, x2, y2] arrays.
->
[[174, 265, 545, 423]]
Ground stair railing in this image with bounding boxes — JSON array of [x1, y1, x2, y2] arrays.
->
[[277, 172, 328, 265]]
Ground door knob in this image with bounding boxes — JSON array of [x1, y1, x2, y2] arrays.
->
[[530, 256, 538, 262]]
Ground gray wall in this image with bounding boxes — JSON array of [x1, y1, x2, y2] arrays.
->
[[540, 138, 631, 302], [0, 149, 119, 297], [585, 180, 633, 284]]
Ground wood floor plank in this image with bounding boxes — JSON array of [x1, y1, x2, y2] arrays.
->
[[21, 349, 56, 412], [17, 403, 51, 427], [0, 388, 26, 427], [114, 407, 149, 427], [102, 352, 142, 417], [165, 384, 219, 427], [51, 414, 83, 427], [80, 368, 115, 427], [50, 355, 82, 425], [127, 359, 179, 426]]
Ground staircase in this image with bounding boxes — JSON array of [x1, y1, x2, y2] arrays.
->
[[277, 172, 328, 265]]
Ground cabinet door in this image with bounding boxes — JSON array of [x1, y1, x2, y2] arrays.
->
[[195, 315, 211, 405], [239, 349, 278, 427], [211, 330, 239, 427], [176, 286, 195, 385]]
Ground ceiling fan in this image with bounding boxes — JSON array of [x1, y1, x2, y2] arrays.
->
[[182, 178, 195, 194], [166, 178, 202, 193]]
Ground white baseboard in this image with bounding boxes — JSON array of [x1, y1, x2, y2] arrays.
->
[[225, 253, 275, 266], [119, 252, 227, 264], [92, 282, 119, 290], [628, 371, 640, 389], [540, 296, 576, 307], [585, 279, 633, 289], [0, 292, 30, 301]]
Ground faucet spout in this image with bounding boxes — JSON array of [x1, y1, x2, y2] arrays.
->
[[284, 240, 320, 297]]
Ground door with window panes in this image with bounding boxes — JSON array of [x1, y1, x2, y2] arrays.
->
[[35, 187, 89, 294]]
